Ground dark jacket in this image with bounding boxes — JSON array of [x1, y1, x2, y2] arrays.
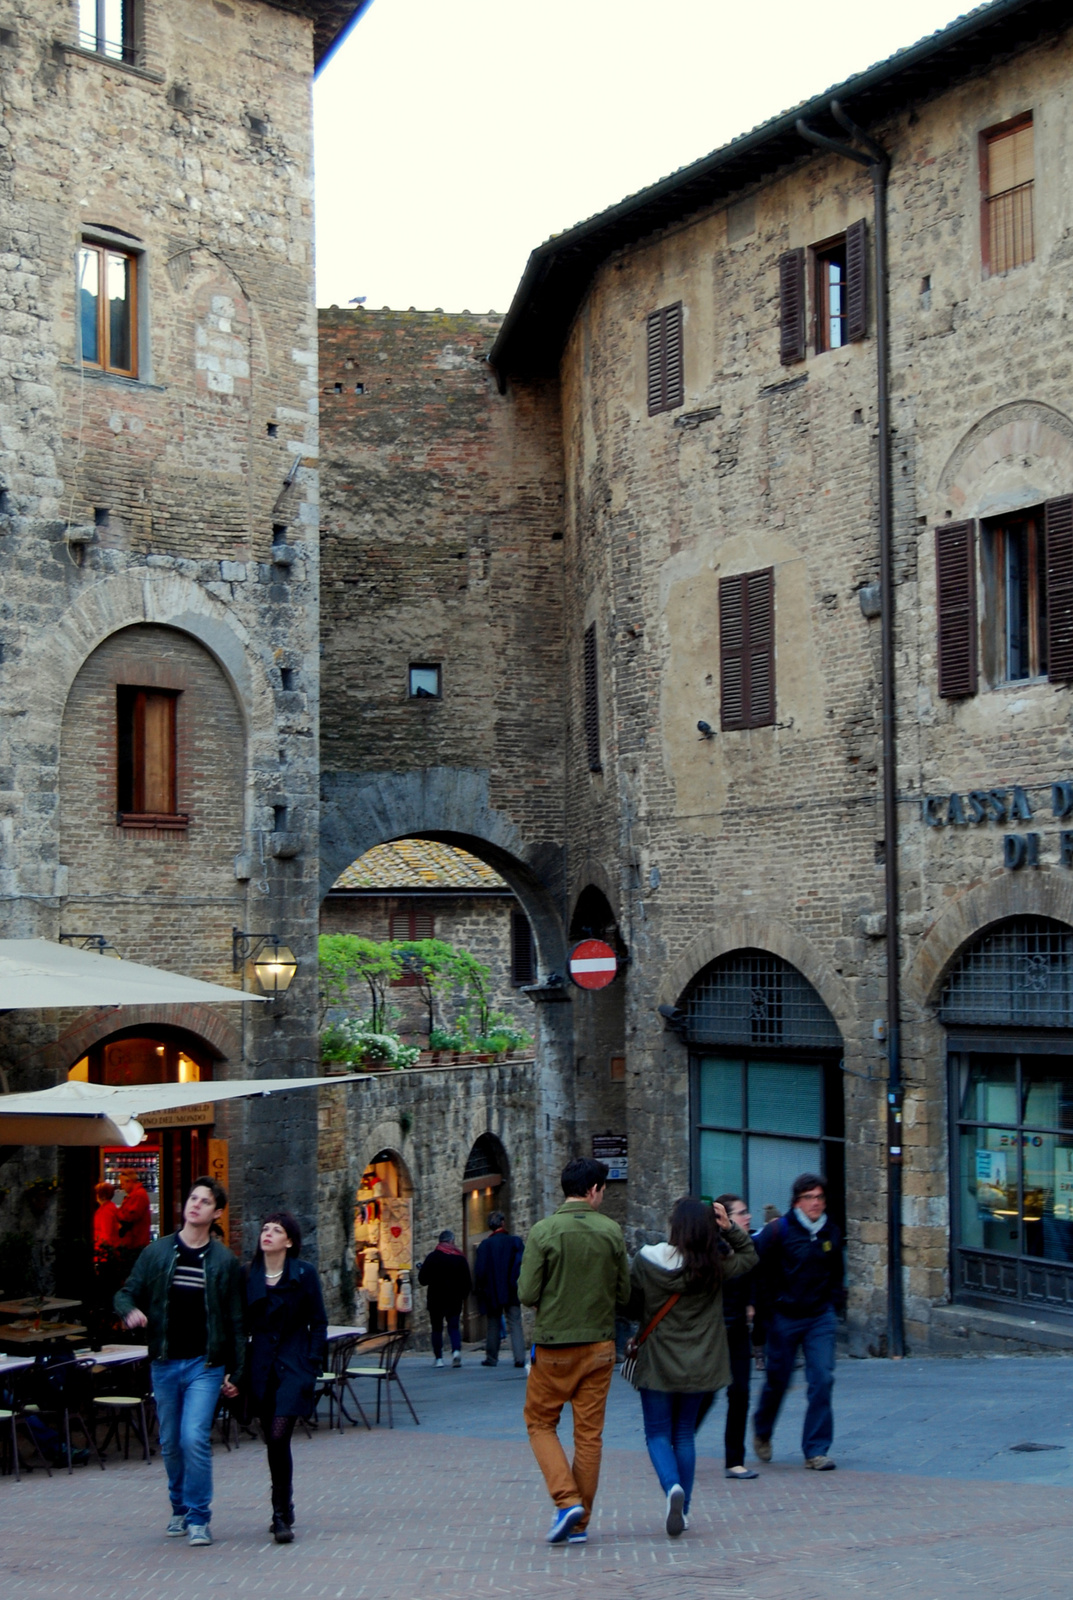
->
[[627, 1224, 758, 1392], [418, 1244, 472, 1315], [245, 1255, 328, 1418], [114, 1231, 246, 1379], [720, 1238, 758, 1326], [754, 1210, 846, 1322], [474, 1228, 523, 1312]]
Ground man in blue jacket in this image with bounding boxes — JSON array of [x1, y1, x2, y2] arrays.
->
[[751, 1172, 845, 1471], [475, 1211, 525, 1368]]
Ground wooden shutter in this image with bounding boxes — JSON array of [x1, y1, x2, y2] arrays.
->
[[1046, 495, 1073, 681], [720, 568, 776, 730], [778, 249, 806, 365], [511, 910, 535, 986], [646, 303, 683, 415], [583, 622, 601, 770], [845, 219, 868, 343], [127, 689, 176, 814], [935, 522, 978, 697]]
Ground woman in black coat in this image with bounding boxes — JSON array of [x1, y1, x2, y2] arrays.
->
[[246, 1211, 328, 1543]]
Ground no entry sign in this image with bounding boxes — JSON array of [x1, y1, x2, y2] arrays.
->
[[568, 939, 619, 990]]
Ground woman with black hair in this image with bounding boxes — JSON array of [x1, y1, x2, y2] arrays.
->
[[246, 1211, 328, 1543], [627, 1196, 757, 1537]]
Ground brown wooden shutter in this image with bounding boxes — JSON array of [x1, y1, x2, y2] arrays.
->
[[511, 910, 535, 986], [778, 249, 806, 365], [1046, 495, 1073, 681], [646, 303, 683, 415], [583, 621, 601, 770], [935, 522, 978, 697], [845, 219, 868, 342], [720, 568, 776, 730], [127, 689, 176, 814]]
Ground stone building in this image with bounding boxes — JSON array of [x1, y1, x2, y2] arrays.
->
[[0, 0, 364, 1297], [319, 0, 1073, 1351]]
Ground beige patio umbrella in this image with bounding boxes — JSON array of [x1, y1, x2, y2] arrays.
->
[[0, 939, 267, 1010]]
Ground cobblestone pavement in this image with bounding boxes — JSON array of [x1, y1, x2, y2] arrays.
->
[[3, 1353, 1073, 1600]]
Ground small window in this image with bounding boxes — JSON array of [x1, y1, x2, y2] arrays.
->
[[117, 687, 181, 821], [982, 114, 1034, 275], [583, 622, 601, 772], [511, 910, 535, 987], [79, 0, 138, 65], [79, 242, 137, 376], [646, 303, 684, 415], [408, 664, 441, 699], [814, 238, 847, 351], [983, 511, 1047, 683], [389, 909, 434, 986]]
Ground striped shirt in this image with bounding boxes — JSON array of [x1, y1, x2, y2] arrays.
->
[[167, 1235, 209, 1360]]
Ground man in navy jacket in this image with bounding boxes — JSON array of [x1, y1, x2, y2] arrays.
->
[[751, 1172, 845, 1471], [475, 1212, 525, 1367]]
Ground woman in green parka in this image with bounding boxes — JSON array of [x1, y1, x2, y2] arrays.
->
[[628, 1196, 758, 1537]]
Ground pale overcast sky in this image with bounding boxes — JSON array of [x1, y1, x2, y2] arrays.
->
[[313, 0, 971, 315]]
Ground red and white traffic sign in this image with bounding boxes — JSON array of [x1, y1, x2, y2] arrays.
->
[[568, 939, 619, 990]]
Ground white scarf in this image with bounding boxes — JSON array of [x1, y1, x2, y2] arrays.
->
[[793, 1206, 827, 1237]]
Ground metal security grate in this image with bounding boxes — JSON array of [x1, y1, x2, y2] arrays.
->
[[463, 1137, 502, 1181], [684, 950, 841, 1049], [940, 917, 1073, 1028]]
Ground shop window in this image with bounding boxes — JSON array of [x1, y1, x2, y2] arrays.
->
[[117, 686, 184, 824], [511, 909, 535, 986], [646, 302, 684, 415], [78, 0, 139, 64], [718, 568, 775, 730], [78, 241, 138, 376], [982, 114, 1034, 276], [355, 1152, 413, 1333], [408, 664, 441, 699]]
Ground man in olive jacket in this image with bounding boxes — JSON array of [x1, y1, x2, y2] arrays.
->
[[518, 1156, 631, 1545], [115, 1176, 245, 1547]]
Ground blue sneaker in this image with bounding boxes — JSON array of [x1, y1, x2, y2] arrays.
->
[[567, 1529, 587, 1544], [546, 1505, 584, 1544]]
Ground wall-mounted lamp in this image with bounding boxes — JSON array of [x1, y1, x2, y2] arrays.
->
[[232, 928, 298, 996], [60, 932, 122, 959]]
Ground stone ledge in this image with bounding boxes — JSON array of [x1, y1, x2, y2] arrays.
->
[[927, 1303, 1073, 1353]]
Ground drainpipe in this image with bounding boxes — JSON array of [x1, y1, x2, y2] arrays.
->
[[796, 103, 903, 1359]]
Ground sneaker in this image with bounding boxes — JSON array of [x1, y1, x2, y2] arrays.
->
[[271, 1512, 294, 1544], [480, 1358, 497, 1367], [546, 1505, 585, 1544], [665, 1484, 685, 1538], [682, 1515, 689, 1531], [452, 1351, 462, 1368], [434, 1357, 444, 1368], [725, 1465, 759, 1480], [567, 1529, 587, 1544], [805, 1455, 836, 1471], [514, 1360, 526, 1369], [753, 1433, 773, 1463], [187, 1524, 212, 1546], [165, 1515, 187, 1538]]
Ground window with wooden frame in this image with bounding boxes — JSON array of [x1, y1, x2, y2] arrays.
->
[[388, 909, 435, 985], [78, 0, 139, 65], [781, 222, 867, 362], [987, 510, 1048, 683], [981, 114, 1034, 275], [511, 909, 535, 987], [719, 568, 775, 730], [79, 242, 137, 376], [117, 687, 182, 825], [583, 622, 602, 771], [646, 302, 684, 415]]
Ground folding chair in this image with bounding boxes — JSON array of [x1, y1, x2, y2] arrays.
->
[[316, 1334, 370, 1431], [344, 1331, 419, 1428]]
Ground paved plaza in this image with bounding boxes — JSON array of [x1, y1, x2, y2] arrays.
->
[[3, 1352, 1073, 1600]]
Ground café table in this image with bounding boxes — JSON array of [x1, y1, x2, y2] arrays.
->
[[0, 1322, 87, 1346], [0, 1297, 82, 1317], [81, 1345, 149, 1367], [326, 1324, 366, 1344], [0, 1354, 35, 1376]]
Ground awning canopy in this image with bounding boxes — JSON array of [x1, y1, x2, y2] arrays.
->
[[0, 940, 264, 1010], [0, 1075, 368, 1147]]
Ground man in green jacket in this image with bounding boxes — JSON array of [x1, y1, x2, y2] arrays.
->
[[115, 1176, 245, 1548], [519, 1156, 630, 1545]]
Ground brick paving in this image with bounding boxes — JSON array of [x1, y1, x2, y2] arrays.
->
[[3, 1355, 1073, 1599]]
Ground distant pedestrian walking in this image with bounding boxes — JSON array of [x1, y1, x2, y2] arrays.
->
[[475, 1211, 525, 1368], [628, 1197, 757, 1536], [518, 1156, 630, 1545], [418, 1230, 472, 1368], [715, 1193, 762, 1480], [245, 1212, 328, 1544], [751, 1173, 845, 1471]]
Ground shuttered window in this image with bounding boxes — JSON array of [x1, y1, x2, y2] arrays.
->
[[389, 910, 435, 985], [511, 910, 535, 986], [935, 522, 978, 698], [1046, 495, 1073, 681], [584, 622, 602, 771], [845, 219, 868, 343], [646, 303, 684, 415], [719, 569, 775, 730], [982, 115, 1034, 275], [117, 687, 179, 819], [778, 250, 806, 365]]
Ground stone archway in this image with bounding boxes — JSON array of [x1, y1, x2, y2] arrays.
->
[[907, 872, 1073, 1010], [936, 399, 1073, 521], [661, 913, 852, 1034]]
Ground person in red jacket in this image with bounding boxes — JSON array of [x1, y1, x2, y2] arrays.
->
[[117, 1168, 152, 1255]]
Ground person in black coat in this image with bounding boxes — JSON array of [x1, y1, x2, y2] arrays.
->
[[245, 1211, 328, 1543], [474, 1211, 525, 1368], [417, 1229, 472, 1368]]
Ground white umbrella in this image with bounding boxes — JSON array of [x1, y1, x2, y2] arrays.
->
[[0, 1075, 369, 1147], [0, 939, 265, 1009]]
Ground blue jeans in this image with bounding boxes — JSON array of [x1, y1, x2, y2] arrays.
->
[[638, 1389, 704, 1511], [753, 1307, 836, 1459], [430, 1312, 461, 1358], [151, 1358, 225, 1525]]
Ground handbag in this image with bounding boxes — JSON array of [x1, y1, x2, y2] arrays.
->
[[620, 1291, 681, 1384]]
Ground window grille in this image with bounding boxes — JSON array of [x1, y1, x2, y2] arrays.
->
[[683, 950, 840, 1049], [463, 1136, 502, 1181], [940, 917, 1073, 1029]]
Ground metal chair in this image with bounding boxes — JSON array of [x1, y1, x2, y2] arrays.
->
[[315, 1334, 370, 1431], [0, 1368, 53, 1480], [34, 1356, 105, 1473], [344, 1330, 419, 1428], [92, 1360, 152, 1464]]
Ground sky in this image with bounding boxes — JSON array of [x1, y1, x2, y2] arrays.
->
[[313, 0, 973, 316]]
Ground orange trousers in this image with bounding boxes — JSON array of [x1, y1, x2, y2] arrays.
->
[[523, 1340, 616, 1528]]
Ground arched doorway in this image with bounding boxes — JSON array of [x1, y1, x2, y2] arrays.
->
[[461, 1134, 510, 1341], [680, 950, 845, 1227], [355, 1149, 414, 1333], [943, 916, 1073, 1316]]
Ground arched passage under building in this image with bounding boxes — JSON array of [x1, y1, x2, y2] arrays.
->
[[461, 1133, 510, 1342]]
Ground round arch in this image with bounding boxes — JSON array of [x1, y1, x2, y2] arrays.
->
[[907, 873, 1073, 1009], [936, 399, 1073, 521], [662, 914, 852, 1034], [39, 1003, 242, 1079]]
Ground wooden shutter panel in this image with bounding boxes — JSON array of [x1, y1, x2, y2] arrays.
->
[[583, 622, 601, 770], [511, 910, 535, 986], [935, 522, 978, 697], [746, 569, 775, 726], [845, 218, 868, 343], [132, 690, 176, 813], [646, 310, 663, 414], [719, 575, 746, 730], [646, 303, 683, 415], [1046, 495, 1073, 681], [778, 249, 806, 365]]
